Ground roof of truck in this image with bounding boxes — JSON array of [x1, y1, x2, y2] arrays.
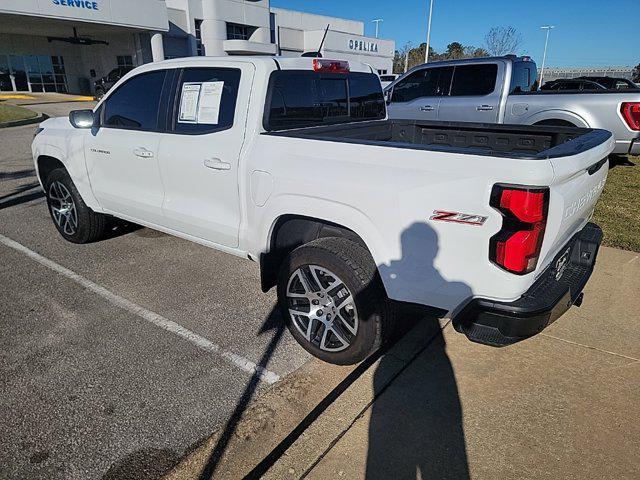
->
[[153, 56, 375, 73]]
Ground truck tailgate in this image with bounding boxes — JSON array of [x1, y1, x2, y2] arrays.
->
[[538, 130, 615, 272]]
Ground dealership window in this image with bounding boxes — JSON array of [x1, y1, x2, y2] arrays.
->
[[269, 13, 276, 44], [226, 23, 255, 41], [194, 19, 205, 56], [103, 70, 166, 131], [22, 55, 68, 93], [172, 67, 241, 134], [117, 56, 133, 69]]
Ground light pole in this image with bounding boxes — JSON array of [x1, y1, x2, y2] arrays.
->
[[424, 0, 434, 63], [372, 19, 383, 39], [539, 25, 554, 88]]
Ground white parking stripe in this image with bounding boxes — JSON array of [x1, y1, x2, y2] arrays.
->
[[0, 233, 280, 385]]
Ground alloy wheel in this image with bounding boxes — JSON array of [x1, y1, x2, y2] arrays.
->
[[48, 181, 78, 236], [286, 264, 359, 352]]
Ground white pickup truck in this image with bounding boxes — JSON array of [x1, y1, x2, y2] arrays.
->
[[32, 57, 614, 365]]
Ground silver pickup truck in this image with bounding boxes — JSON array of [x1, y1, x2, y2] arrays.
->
[[385, 56, 640, 156]]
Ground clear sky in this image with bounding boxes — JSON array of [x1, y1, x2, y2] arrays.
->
[[271, 0, 639, 67]]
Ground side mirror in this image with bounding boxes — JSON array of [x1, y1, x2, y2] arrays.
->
[[384, 88, 392, 104], [69, 109, 96, 129]]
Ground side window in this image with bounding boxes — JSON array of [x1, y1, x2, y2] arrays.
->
[[509, 63, 534, 93], [102, 70, 166, 131], [392, 67, 452, 102], [172, 67, 241, 134], [450, 64, 498, 96]]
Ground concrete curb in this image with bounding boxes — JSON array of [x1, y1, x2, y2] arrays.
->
[[0, 113, 48, 129]]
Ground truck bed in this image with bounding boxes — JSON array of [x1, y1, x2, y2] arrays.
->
[[265, 120, 612, 159]]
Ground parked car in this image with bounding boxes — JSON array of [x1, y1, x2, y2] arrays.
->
[[379, 73, 398, 89], [540, 79, 606, 91], [575, 76, 639, 90], [32, 57, 613, 364], [384, 56, 640, 156], [93, 66, 132, 99]]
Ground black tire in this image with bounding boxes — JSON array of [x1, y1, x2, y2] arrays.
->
[[277, 237, 395, 365], [44, 168, 108, 244], [94, 88, 105, 100]]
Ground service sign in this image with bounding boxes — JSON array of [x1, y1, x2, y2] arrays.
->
[[51, 0, 99, 10], [0, 0, 168, 31]]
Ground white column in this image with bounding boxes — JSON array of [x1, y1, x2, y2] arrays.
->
[[150, 33, 165, 62], [200, 19, 227, 56]]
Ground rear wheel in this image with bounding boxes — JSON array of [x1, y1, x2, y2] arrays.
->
[[277, 237, 395, 365], [44, 168, 108, 244]]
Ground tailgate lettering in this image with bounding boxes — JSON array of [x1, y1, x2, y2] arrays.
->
[[564, 178, 606, 219]]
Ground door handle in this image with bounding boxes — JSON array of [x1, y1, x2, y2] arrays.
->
[[133, 147, 154, 158], [203, 158, 231, 171], [420, 105, 435, 111], [476, 105, 494, 111]]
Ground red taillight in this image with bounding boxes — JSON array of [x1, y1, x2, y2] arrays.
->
[[490, 185, 549, 275], [313, 59, 350, 73], [620, 102, 640, 131]]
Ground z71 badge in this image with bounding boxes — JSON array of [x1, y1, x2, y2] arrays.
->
[[430, 210, 488, 226]]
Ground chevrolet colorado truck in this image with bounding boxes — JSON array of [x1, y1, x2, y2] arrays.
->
[[32, 57, 614, 365], [385, 56, 640, 156]]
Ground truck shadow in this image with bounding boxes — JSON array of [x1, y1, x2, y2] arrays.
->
[[197, 222, 469, 480]]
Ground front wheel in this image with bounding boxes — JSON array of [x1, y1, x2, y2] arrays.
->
[[277, 237, 395, 365], [44, 168, 108, 244]]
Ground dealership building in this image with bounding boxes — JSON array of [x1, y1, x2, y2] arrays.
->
[[0, 0, 394, 95]]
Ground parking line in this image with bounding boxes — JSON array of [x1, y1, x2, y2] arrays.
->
[[0, 233, 280, 385]]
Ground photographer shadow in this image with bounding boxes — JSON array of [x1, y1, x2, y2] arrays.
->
[[366, 222, 471, 480]]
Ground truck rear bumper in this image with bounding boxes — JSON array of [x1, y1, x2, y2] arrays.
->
[[614, 138, 640, 156], [453, 222, 602, 347]]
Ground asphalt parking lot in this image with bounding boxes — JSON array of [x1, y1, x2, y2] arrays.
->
[[2, 98, 640, 480], [0, 103, 311, 479]]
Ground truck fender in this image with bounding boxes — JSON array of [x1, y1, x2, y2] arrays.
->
[[34, 143, 102, 212], [256, 196, 392, 293], [523, 109, 589, 128]]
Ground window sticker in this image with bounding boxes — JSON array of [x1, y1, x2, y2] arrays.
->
[[197, 81, 224, 124], [178, 83, 201, 123], [178, 81, 224, 125]]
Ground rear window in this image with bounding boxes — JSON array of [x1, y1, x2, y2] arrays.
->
[[264, 71, 385, 131], [450, 64, 498, 96]]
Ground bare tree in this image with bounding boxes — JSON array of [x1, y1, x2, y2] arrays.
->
[[633, 63, 640, 82], [484, 26, 523, 56]]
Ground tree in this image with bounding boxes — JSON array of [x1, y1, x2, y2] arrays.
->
[[633, 63, 640, 83], [484, 26, 523, 56], [445, 42, 465, 59], [392, 42, 489, 74], [466, 46, 490, 58]]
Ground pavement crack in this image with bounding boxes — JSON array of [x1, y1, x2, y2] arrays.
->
[[540, 333, 640, 362]]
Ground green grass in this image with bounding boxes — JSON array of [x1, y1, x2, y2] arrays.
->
[[594, 156, 640, 252], [0, 101, 38, 124]]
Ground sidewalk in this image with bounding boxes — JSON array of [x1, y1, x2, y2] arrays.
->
[[262, 246, 640, 479]]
